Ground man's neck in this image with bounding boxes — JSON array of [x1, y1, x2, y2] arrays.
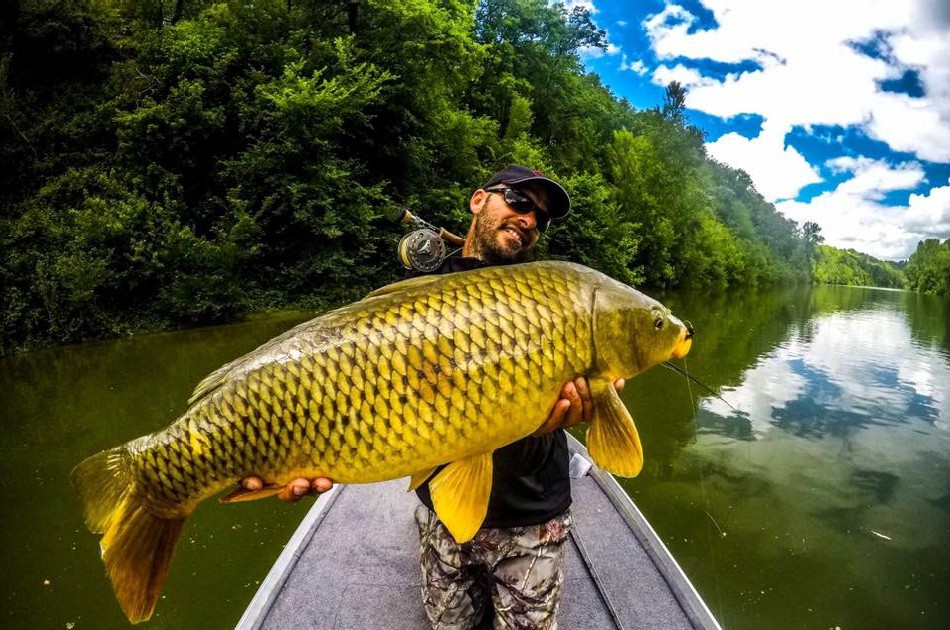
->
[[461, 233, 479, 259]]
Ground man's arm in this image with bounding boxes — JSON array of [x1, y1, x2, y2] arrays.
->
[[241, 376, 624, 501]]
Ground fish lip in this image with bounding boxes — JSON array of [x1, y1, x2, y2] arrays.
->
[[671, 337, 692, 359]]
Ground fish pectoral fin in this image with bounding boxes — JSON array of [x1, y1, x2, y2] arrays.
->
[[407, 467, 439, 491], [585, 380, 644, 477], [219, 483, 285, 503], [429, 453, 494, 543]]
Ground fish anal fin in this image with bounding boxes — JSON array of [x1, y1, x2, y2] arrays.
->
[[103, 500, 186, 623], [408, 467, 438, 491], [585, 381, 644, 477], [429, 453, 494, 543], [72, 445, 190, 623], [219, 483, 284, 503]]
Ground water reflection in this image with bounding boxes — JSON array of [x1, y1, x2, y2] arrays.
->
[[626, 285, 950, 629], [700, 307, 949, 436]]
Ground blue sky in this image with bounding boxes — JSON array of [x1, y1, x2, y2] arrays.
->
[[571, 0, 950, 260]]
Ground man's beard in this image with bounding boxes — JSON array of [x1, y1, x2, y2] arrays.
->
[[470, 213, 535, 264]]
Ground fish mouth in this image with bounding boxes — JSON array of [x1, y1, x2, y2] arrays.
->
[[672, 337, 692, 359], [671, 318, 693, 359]]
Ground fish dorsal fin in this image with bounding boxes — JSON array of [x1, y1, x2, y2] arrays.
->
[[428, 452, 494, 543], [187, 316, 325, 404], [188, 275, 442, 405], [585, 380, 644, 477], [364, 274, 443, 299], [189, 358, 241, 404], [408, 467, 439, 491]]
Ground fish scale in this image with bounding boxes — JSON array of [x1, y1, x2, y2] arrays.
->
[[256, 266, 568, 484], [71, 260, 693, 623]]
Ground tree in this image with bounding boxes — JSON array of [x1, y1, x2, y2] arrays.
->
[[801, 221, 824, 246], [812, 245, 904, 289], [662, 81, 687, 122], [1, 0, 867, 353], [905, 239, 950, 295]]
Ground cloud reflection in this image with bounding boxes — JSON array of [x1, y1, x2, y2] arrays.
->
[[701, 309, 950, 435]]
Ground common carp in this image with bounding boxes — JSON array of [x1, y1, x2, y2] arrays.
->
[[71, 260, 692, 623]]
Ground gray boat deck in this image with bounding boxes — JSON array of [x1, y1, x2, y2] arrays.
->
[[237, 439, 721, 629]]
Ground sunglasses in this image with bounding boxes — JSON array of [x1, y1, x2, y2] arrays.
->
[[485, 187, 550, 233]]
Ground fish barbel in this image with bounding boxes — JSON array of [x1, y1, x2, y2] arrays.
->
[[71, 260, 693, 623]]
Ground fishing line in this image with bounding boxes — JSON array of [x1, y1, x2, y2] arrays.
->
[[663, 361, 739, 413], [680, 357, 727, 627]]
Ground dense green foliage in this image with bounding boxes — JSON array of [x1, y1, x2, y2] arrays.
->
[[1, 0, 851, 353], [812, 245, 905, 289], [904, 239, 950, 296]]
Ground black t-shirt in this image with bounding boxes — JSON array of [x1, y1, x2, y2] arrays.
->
[[414, 256, 572, 527]]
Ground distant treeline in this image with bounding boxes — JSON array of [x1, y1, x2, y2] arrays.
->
[[812, 245, 905, 289], [809, 240, 949, 295], [904, 239, 950, 296], [0, 0, 918, 354]]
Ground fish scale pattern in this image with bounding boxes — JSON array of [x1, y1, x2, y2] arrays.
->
[[132, 263, 595, 509]]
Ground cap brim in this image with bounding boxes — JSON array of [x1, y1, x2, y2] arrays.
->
[[506, 176, 571, 219]]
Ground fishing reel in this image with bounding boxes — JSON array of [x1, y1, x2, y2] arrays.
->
[[391, 208, 465, 273]]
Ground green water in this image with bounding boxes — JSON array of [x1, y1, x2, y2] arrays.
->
[[1, 287, 948, 629], [618, 285, 950, 630], [0, 314, 315, 629]]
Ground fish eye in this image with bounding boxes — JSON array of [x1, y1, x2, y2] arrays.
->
[[653, 316, 664, 330]]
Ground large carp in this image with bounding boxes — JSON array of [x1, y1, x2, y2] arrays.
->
[[72, 260, 692, 623]]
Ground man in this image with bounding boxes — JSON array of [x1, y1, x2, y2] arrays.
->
[[243, 165, 623, 629]]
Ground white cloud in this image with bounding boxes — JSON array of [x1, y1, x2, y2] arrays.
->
[[639, 0, 950, 258], [905, 179, 950, 237], [576, 1, 619, 62], [617, 20, 628, 27], [901, 0, 950, 126], [579, 42, 621, 60], [774, 159, 940, 260], [642, 0, 950, 157], [563, 0, 598, 14], [864, 91, 950, 162], [619, 54, 648, 75], [651, 63, 715, 88], [706, 120, 821, 201], [827, 158, 926, 200]]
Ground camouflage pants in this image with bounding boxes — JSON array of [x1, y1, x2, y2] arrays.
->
[[415, 505, 573, 630]]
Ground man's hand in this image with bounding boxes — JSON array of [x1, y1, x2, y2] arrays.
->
[[533, 377, 625, 436], [239, 475, 334, 502]]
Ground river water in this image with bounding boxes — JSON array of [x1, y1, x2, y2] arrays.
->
[[1, 286, 948, 629]]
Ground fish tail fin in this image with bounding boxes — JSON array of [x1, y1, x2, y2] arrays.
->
[[585, 381, 644, 477], [71, 446, 187, 623]]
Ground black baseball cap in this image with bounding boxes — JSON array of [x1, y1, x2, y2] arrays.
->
[[482, 165, 571, 219]]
